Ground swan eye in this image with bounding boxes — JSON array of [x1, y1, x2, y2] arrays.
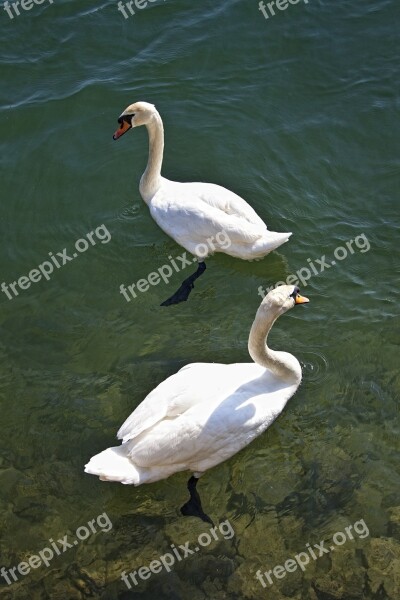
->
[[118, 115, 134, 127], [289, 287, 300, 299]]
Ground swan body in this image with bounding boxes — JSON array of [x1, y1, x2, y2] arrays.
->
[[149, 179, 291, 259], [113, 102, 292, 261], [85, 285, 309, 499]]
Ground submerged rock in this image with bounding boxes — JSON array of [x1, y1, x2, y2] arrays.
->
[[387, 506, 400, 541], [13, 496, 49, 523], [363, 537, 400, 599], [311, 546, 366, 599], [0, 468, 27, 500]]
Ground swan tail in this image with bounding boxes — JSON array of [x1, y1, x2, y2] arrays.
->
[[85, 446, 186, 485], [231, 231, 291, 259], [85, 446, 144, 485], [254, 231, 292, 254]]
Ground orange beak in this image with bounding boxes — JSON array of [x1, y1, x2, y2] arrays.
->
[[113, 120, 131, 140], [295, 293, 310, 304]]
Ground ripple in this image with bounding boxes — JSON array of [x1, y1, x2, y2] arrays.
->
[[300, 350, 330, 386], [118, 203, 142, 222]]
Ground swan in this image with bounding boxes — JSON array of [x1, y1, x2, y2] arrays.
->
[[112, 101, 292, 306], [85, 284, 309, 523]]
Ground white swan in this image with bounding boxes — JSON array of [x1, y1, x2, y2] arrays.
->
[[113, 101, 292, 305], [85, 285, 309, 523]]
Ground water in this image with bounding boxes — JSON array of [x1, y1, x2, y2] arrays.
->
[[0, 0, 399, 598]]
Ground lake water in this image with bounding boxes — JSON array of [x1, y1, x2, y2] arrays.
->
[[0, 0, 399, 598]]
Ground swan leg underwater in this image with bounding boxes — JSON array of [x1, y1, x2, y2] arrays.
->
[[112, 102, 292, 306], [85, 285, 310, 524], [160, 261, 206, 307], [180, 475, 214, 525]]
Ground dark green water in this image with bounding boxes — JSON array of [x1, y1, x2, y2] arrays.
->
[[0, 0, 399, 598]]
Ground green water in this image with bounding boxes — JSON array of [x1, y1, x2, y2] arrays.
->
[[0, 0, 399, 598]]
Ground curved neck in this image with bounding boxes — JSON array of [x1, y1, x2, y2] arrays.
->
[[248, 307, 301, 383], [139, 112, 164, 203]]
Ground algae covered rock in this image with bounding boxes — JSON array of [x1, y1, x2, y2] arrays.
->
[[387, 506, 400, 541], [363, 536, 400, 599], [311, 546, 366, 599]]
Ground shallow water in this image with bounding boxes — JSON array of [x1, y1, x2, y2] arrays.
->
[[0, 0, 399, 598]]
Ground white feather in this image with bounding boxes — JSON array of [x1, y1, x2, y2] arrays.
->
[[114, 101, 292, 260], [85, 285, 307, 486]]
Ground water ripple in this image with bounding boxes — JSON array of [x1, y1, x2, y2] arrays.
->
[[300, 350, 330, 386]]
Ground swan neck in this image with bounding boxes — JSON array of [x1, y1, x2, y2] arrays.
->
[[140, 112, 164, 203], [248, 307, 300, 383]]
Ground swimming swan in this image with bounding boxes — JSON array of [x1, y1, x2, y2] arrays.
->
[[85, 285, 309, 523], [112, 101, 292, 306]]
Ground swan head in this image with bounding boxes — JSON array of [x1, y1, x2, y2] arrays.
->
[[261, 285, 309, 317], [113, 102, 158, 140]]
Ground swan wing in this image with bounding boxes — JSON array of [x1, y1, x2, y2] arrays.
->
[[150, 180, 291, 257], [192, 182, 268, 229], [116, 363, 229, 443], [127, 368, 298, 469]]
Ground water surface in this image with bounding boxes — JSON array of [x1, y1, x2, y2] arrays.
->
[[0, 0, 399, 598]]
